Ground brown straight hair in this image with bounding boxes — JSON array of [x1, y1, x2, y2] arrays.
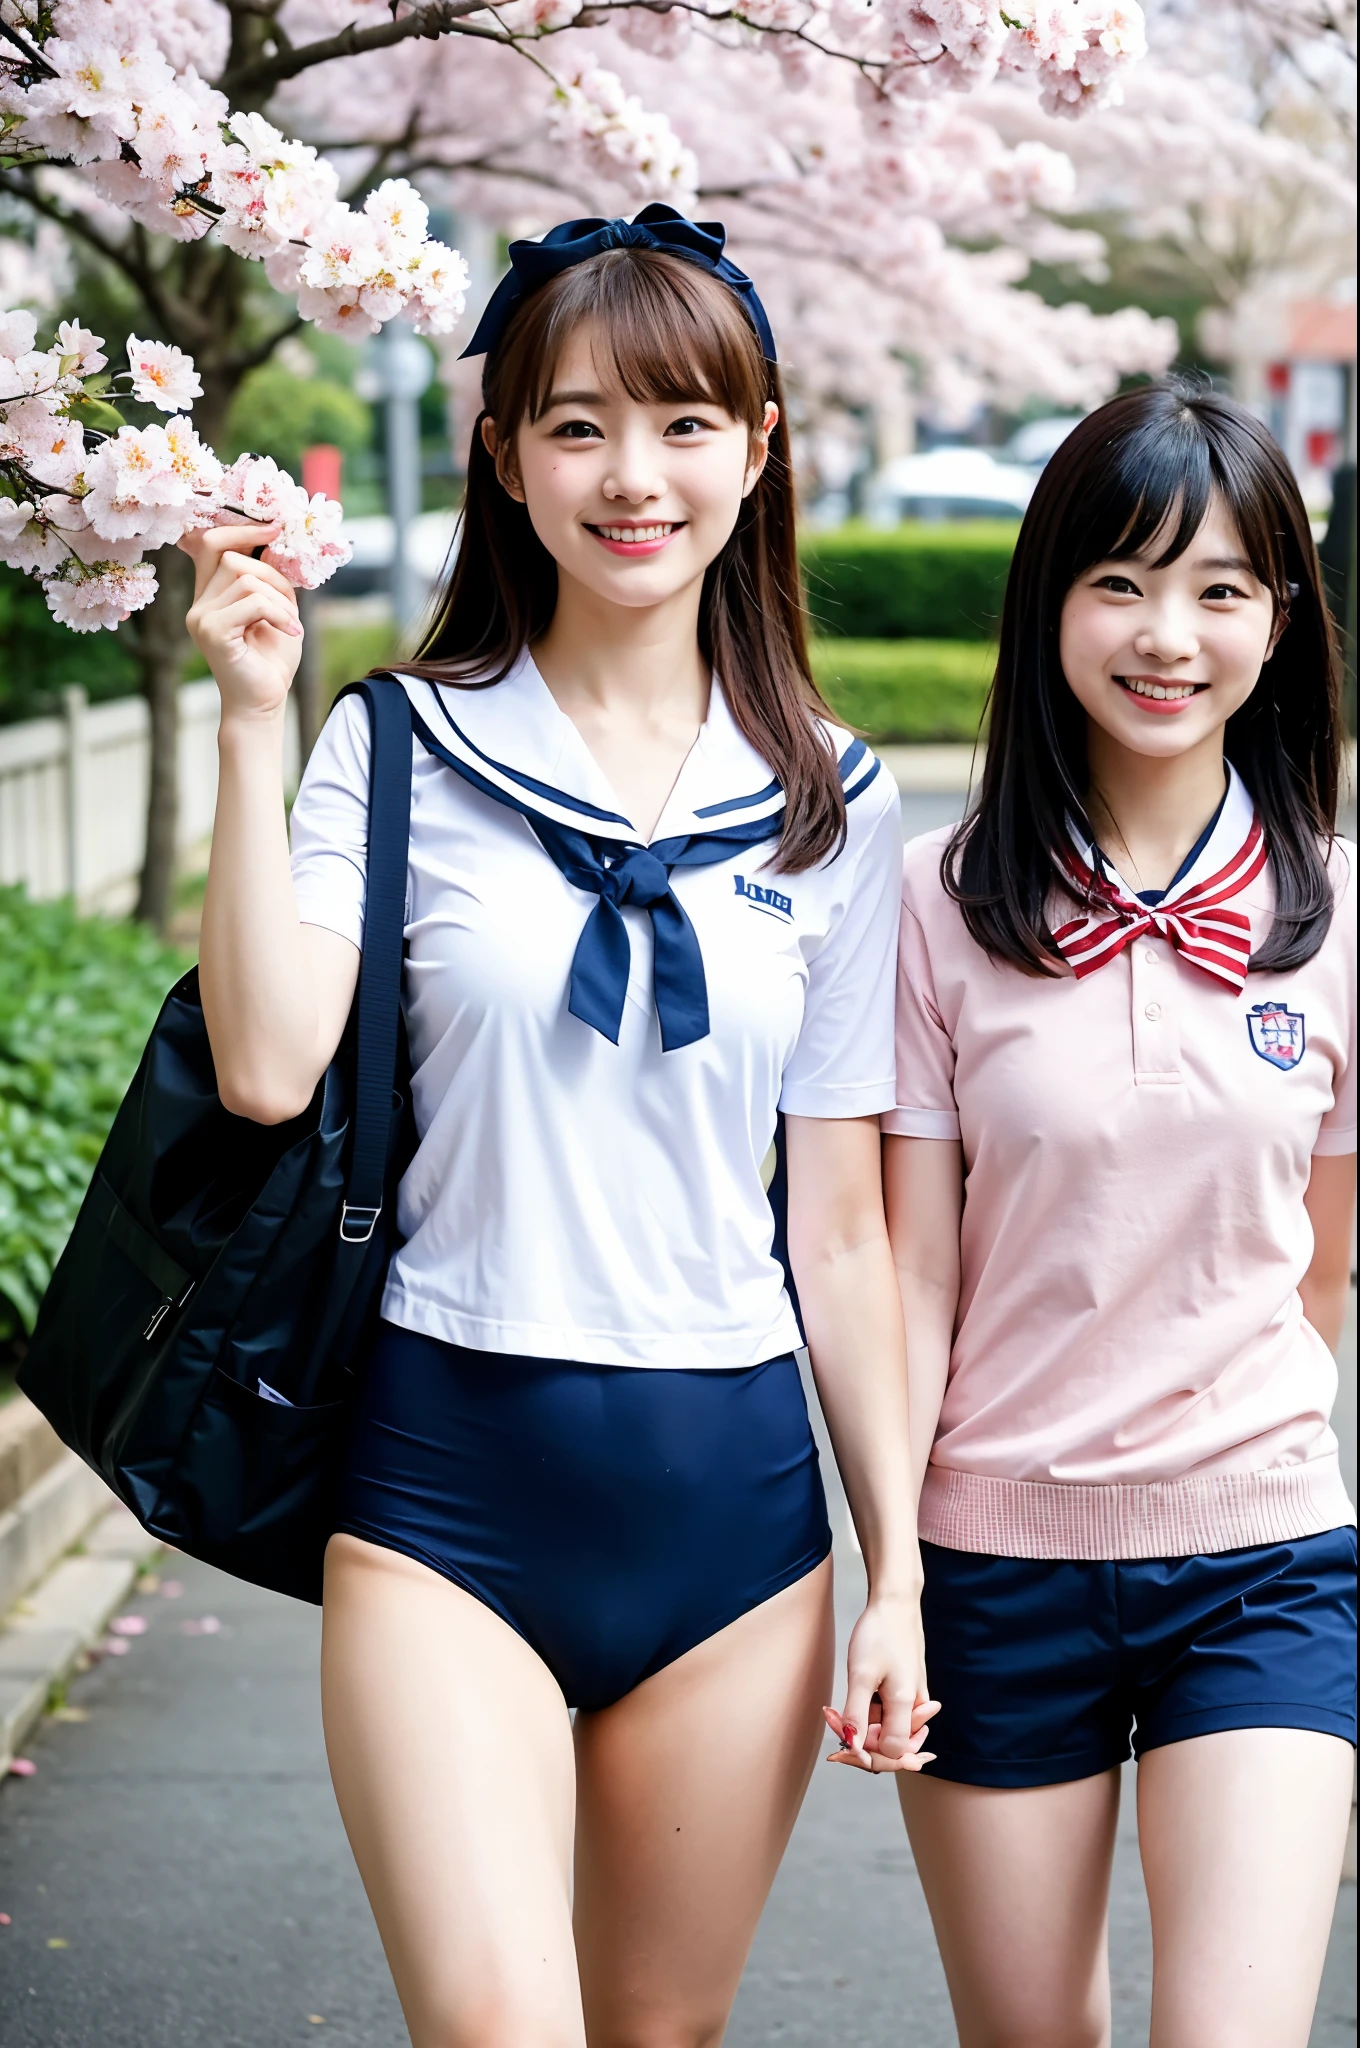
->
[[398, 247, 847, 871], [945, 381, 1343, 974]]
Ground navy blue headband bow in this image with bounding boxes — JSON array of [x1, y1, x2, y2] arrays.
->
[[460, 203, 777, 364]]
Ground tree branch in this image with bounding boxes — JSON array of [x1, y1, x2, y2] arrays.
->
[[221, 0, 497, 95], [0, 169, 181, 336], [226, 311, 307, 376]]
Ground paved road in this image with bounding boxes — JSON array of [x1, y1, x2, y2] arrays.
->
[[0, 1537, 1353, 2048]]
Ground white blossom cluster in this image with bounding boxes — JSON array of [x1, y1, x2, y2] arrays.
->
[[0, 312, 350, 631], [547, 56, 700, 200], [0, 0, 470, 334], [722, 0, 1147, 117]]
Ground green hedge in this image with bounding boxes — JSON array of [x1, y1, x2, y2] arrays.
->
[[313, 619, 991, 746], [0, 891, 188, 1354], [0, 563, 140, 726], [811, 639, 992, 744], [801, 521, 1017, 641]]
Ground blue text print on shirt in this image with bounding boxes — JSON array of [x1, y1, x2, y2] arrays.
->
[[735, 874, 794, 922]]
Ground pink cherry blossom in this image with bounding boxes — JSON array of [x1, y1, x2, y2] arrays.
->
[[44, 557, 159, 631], [0, 311, 39, 358], [126, 335, 203, 410], [55, 319, 107, 375]]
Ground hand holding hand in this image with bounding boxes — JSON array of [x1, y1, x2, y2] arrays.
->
[[181, 520, 303, 724], [824, 1594, 939, 1774]]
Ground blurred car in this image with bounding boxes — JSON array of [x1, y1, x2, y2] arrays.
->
[[865, 446, 1035, 524], [1002, 415, 1084, 470], [327, 509, 459, 600]]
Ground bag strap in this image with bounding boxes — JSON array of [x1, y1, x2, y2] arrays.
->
[[331, 674, 413, 1242]]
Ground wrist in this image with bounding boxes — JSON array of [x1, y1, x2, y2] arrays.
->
[[865, 1574, 924, 1605], [218, 704, 289, 754]]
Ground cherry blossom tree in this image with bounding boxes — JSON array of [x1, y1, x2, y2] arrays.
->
[[979, 0, 1356, 379], [1, 0, 1169, 923]]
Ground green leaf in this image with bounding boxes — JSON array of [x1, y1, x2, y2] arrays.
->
[[63, 395, 127, 433]]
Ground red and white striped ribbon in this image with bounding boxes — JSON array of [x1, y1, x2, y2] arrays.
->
[[1053, 820, 1268, 990]]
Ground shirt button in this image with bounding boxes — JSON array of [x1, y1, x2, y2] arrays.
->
[[1144, 1001, 1162, 1021], [1143, 949, 1158, 965]]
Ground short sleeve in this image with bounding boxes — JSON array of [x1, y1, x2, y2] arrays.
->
[[288, 692, 373, 951], [1313, 839, 1356, 1157], [881, 854, 961, 1141], [778, 766, 902, 1118]]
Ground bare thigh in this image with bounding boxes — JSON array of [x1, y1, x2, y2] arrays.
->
[[320, 1534, 583, 2048], [897, 1768, 1122, 2048], [572, 1555, 835, 2048], [1138, 1727, 1354, 2048]]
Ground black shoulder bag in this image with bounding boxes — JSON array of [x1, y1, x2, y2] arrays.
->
[[18, 675, 414, 1603]]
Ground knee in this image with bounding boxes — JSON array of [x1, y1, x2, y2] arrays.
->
[[414, 1993, 582, 2048], [962, 2024, 1107, 2048], [587, 2017, 726, 2048]]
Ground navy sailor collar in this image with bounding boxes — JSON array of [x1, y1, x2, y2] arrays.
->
[[389, 654, 881, 1049], [398, 649, 877, 850]]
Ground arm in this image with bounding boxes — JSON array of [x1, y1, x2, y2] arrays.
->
[[182, 522, 359, 1124], [784, 1113, 936, 1774], [882, 1133, 964, 1500], [1300, 1152, 1356, 1354]]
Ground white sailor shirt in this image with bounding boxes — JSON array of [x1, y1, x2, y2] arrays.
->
[[289, 651, 901, 1369]]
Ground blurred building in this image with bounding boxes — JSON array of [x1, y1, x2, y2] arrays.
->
[[1203, 291, 1358, 510]]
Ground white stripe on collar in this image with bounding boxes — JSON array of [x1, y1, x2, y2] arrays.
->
[[1073, 762, 1255, 902], [393, 658, 872, 847]]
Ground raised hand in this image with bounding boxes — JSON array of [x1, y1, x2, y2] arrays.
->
[[181, 520, 304, 723]]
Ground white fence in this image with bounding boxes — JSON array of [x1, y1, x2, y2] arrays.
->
[[0, 682, 298, 913]]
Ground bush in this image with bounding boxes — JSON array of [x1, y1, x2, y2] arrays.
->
[[224, 361, 373, 486], [801, 521, 1018, 641], [811, 639, 992, 743], [0, 891, 189, 1355], [310, 616, 991, 745], [0, 563, 140, 726]]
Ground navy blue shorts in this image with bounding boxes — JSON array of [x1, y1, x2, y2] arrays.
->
[[336, 1324, 831, 1712], [919, 1529, 1358, 1788]]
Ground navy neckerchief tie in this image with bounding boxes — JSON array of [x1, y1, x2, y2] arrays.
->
[[405, 690, 880, 1052]]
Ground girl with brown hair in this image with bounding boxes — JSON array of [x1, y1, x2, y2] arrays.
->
[[182, 208, 934, 2046]]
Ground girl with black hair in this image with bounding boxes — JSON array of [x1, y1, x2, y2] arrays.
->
[[180, 211, 935, 2047], [885, 381, 1356, 2046]]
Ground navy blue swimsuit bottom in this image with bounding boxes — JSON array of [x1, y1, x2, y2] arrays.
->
[[336, 1323, 832, 1711]]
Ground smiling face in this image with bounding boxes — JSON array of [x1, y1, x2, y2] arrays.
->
[[1058, 494, 1283, 763], [485, 321, 776, 616]]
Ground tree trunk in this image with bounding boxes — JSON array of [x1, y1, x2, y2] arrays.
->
[[130, 319, 243, 933], [132, 544, 194, 932], [294, 587, 324, 766]]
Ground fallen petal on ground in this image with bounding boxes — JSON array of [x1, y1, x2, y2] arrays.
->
[[109, 1615, 149, 1636], [178, 1617, 223, 1635], [7, 1758, 36, 1777]]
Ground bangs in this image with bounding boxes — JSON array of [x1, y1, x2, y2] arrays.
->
[[1068, 392, 1292, 601], [505, 249, 769, 429]]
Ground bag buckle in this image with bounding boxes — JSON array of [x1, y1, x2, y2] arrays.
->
[[144, 1280, 194, 1342], [340, 1202, 382, 1245]]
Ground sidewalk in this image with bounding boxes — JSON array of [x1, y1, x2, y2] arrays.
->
[[0, 1532, 1353, 2047]]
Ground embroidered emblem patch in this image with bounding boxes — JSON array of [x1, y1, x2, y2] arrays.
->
[[1246, 1002, 1306, 1070], [734, 874, 793, 922]]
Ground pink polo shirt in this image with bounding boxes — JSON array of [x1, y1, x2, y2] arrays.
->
[[886, 768, 1357, 1560]]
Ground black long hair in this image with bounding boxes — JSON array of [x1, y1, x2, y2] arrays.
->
[[946, 381, 1343, 974], [398, 247, 845, 872]]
